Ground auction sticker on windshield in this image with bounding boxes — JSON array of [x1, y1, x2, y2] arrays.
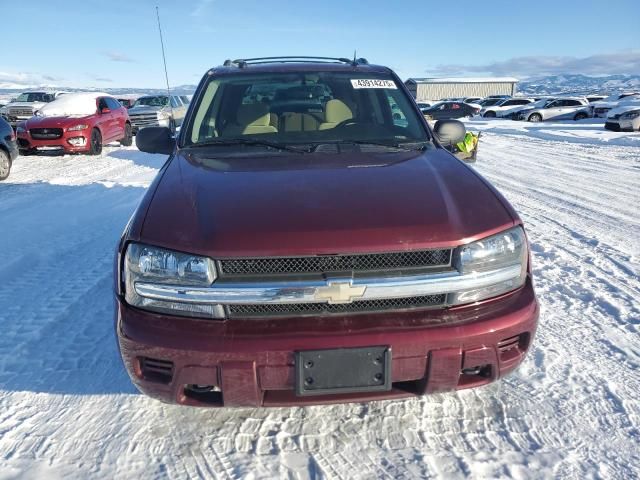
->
[[351, 79, 397, 89]]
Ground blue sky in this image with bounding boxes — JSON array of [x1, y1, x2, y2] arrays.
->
[[1, 0, 638, 88]]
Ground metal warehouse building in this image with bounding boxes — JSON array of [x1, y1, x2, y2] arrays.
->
[[405, 77, 519, 101]]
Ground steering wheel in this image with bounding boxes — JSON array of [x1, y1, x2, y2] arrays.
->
[[333, 119, 358, 128]]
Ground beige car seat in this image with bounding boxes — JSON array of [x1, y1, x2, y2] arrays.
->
[[318, 100, 353, 130], [282, 113, 320, 132], [225, 104, 278, 135]]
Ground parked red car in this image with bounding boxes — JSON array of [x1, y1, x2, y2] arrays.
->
[[116, 57, 538, 408], [17, 92, 132, 155]]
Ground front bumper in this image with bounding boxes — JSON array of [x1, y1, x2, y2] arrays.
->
[[17, 132, 92, 153], [604, 120, 636, 132], [6, 116, 33, 128], [116, 278, 539, 407]]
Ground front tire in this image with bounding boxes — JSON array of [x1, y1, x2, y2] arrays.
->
[[0, 149, 11, 181], [119, 123, 133, 146], [89, 128, 102, 155], [484, 111, 496, 118], [574, 112, 588, 121], [528, 113, 542, 123], [169, 118, 176, 135]]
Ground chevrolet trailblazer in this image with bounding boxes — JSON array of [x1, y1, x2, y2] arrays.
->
[[115, 56, 538, 407]]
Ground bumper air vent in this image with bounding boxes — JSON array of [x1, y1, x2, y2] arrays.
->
[[139, 357, 174, 384]]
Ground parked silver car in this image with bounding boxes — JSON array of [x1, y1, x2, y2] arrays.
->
[[515, 97, 591, 122], [0, 91, 67, 127], [127, 94, 187, 134], [604, 105, 640, 132]]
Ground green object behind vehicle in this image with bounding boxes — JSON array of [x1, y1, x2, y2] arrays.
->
[[456, 132, 479, 153]]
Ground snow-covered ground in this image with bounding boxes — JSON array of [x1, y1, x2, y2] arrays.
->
[[0, 120, 639, 479]]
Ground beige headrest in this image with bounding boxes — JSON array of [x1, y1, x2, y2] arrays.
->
[[237, 104, 271, 126], [325, 99, 353, 123]]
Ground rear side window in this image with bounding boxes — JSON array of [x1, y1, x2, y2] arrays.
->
[[106, 98, 121, 110]]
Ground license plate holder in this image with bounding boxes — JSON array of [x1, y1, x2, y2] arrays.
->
[[295, 346, 391, 396]]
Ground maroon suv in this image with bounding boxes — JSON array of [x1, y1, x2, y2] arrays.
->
[[115, 57, 538, 407]]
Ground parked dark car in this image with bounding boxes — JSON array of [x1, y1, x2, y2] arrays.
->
[[0, 116, 19, 180], [117, 98, 138, 109], [421, 101, 480, 120], [116, 56, 538, 408]]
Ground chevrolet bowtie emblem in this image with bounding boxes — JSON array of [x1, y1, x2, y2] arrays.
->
[[315, 282, 366, 304]]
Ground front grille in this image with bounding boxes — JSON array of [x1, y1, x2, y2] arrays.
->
[[130, 113, 159, 128], [227, 294, 446, 318], [219, 250, 452, 277], [30, 128, 63, 140], [9, 108, 33, 117]]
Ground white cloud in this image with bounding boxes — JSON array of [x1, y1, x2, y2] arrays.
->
[[427, 50, 640, 78], [101, 51, 135, 63], [0, 71, 63, 88]]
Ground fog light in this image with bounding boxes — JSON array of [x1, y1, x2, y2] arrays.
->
[[68, 136, 86, 147]]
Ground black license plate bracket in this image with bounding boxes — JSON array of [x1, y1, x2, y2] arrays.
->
[[295, 346, 391, 396]]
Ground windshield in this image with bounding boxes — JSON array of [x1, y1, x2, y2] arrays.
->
[[184, 71, 429, 149], [134, 96, 169, 107], [15, 92, 53, 103]]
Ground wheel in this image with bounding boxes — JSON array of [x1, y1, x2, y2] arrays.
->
[[483, 111, 496, 118], [89, 128, 102, 155], [574, 112, 588, 121], [119, 123, 133, 146], [169, 119, 176, 135], [528, 113, 542, 123], [0, 149, 11, 181]]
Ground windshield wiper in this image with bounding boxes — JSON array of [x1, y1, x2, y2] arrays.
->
[[185, 138, 307, 154], [311, 140, 426, 152]]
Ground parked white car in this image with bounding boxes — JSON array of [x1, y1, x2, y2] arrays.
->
[[591, 92, 640, 118], [503, 98, 557, 120], [481, 98, 535, 118], [515, 97, 591, 122], [604, 104, 640, 132], [0, 91, 67, 127]]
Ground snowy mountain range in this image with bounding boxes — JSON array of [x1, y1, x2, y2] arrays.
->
[[1, 75, 639, 101], [517, 74, 640, 95]]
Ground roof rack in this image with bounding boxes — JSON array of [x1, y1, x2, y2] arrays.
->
[[223, 56, 369, 68]]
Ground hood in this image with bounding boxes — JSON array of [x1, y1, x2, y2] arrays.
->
[[592, 101, 618, 109], [607, 104, 640, 118], [24, 115, 91, 129], [128, 105, 164, 115], [6, 101, 45, 110], [138, 149, 517, 258]]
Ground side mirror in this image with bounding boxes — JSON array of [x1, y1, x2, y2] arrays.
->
[[136, 126, 175, 155], [433, 119, 466, 147]]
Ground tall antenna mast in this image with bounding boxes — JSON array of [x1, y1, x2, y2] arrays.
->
[[155, 6, 173, 116]]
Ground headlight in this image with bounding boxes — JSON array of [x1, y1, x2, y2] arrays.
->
[[67, 124, 89, 131], [16, 125, 26, 134], [622, 111, 640, 119], [450, 226, 528, 305], [157, 111, 171, 120], [124, 243, 221, 318]]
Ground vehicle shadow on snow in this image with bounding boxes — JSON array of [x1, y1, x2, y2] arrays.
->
[[108, 146, 170, 169], [0, 181, 143, 396]]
